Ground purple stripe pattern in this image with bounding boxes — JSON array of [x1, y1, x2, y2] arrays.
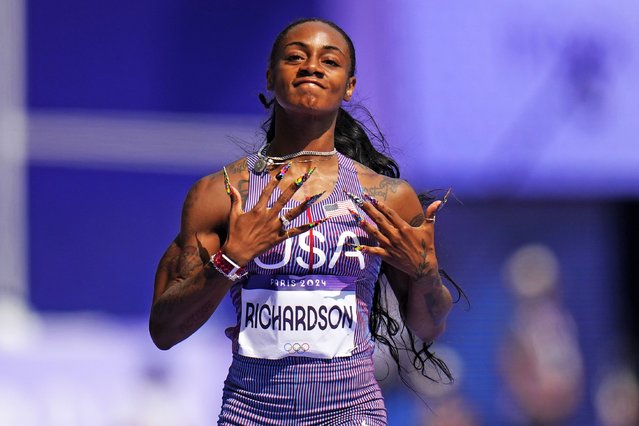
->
[[218, 153, 387, 425]]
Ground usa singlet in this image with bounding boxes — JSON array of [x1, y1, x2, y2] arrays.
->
[[217, 152, 388, 426]]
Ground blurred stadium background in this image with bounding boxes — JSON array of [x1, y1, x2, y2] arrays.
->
[[1, 1, 638, 424]]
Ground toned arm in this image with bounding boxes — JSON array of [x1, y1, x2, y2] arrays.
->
[[149, 165, 237, 350], [358, 169, 453, 343]]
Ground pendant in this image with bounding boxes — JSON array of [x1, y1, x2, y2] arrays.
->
[[253, 158, 268, 174]]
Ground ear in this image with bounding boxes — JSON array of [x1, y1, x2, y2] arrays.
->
[[266, 69, 274, 91], [343, 76, 356, 102]]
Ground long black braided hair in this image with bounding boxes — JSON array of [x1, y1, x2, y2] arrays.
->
[[260, 17, 465, 386]]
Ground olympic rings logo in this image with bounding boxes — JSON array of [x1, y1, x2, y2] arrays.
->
[[284, 342, 310, 354]]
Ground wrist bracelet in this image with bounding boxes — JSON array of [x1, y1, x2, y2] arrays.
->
[[210, 250, 248, 282]]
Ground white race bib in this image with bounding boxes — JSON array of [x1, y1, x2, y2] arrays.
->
[[238, 275, 357, 359]]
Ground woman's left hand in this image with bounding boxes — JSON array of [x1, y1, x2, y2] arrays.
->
[[352, 196, 442, 280]]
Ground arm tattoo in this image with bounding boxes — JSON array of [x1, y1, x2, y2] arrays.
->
[[158, 252, 179, 273], [364, 177, 401, 201], [416, 240, 429, 278], [177, 245, 202, 279], [409, 213, 425, 227], [228, 161, 247, 174]]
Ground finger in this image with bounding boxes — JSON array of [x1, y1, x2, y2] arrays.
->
[[358, 200, 401, 237], [346, 243, 388, 259], [348, 209, 392, 247], [284, 216, 330, 239], [228, 184, 244, 214], [425, 200, 442, 224], [344, 191, 401, 234], [271, 167, 316, 212], [282, 191, 325, 221], [254, 176, 280, 211], [253, 163, 292, 211]]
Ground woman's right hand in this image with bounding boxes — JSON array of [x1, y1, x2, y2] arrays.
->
[[221, 165, 325, 266]]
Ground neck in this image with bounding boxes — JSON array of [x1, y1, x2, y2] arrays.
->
[[268, 106, 338, 156]]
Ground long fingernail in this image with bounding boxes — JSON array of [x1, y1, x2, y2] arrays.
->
[[276, 162, 292, 181], [348, 208, 365, 224], [305, 191, 325, 206], [343, 190, 364, 206], [438, 187, 452, 211], [307, 217, 330, 228], [345, 243, 366, 252], [223, 167, 231, 195], [295, 167, 316, 187], [363, 193, 378, 206]]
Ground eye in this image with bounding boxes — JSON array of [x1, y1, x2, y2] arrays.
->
[[285, 54, 304, 62], [323, 59, 340, 67]]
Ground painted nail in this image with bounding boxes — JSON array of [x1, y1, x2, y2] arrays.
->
[[223, 167, 231, 195], [363, 193, 378, 206], [438, 187, 452, 211], [305, 191, 326, 206], [345, 243, 366, 252], [307, 217, 330, 229], [275, 162, 292, 181], [343, 190, 365, 206], [294, 167, 317, 187], [348, 208, 365, 224]]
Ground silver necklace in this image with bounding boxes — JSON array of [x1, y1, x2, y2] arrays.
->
[[253, 143, 337, 173]]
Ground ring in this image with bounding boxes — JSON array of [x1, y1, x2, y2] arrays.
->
[[426, 216, 436, 223], [279, 215, 291, 228]]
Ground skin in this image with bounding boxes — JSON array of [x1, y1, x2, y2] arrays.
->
[[149, 21, 452, 350]]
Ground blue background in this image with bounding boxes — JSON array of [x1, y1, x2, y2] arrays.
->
[[7, 0, 638, 424]]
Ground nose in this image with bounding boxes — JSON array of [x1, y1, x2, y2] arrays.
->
[[298, 56, 323, 77]]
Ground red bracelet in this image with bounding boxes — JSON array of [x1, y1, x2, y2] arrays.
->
[[210, 250, 248, 281]]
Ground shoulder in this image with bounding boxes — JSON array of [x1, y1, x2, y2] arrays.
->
[[352, 161, 424, 224], [180, 157, 249, 235], [352, 161, 417, 204]]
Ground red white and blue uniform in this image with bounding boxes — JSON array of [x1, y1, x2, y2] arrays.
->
[[217, 152, 387, 425]]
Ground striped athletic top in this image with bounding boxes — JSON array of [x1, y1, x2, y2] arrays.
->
[[218, 152, 388, 425], [226, 152, 382, 359]]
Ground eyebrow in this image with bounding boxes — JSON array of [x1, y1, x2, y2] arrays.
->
[[283, 41, 345, 55]]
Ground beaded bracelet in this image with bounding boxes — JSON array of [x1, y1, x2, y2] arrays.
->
[[210, 250, 248, 282]]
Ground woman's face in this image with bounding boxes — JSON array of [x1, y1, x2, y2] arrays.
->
[[268, 21, 356, 116]]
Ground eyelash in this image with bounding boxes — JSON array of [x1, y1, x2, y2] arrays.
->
[[284, 55, 340, 67]]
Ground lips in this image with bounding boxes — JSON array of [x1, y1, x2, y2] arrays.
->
[[293, 79, 325, 89]]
